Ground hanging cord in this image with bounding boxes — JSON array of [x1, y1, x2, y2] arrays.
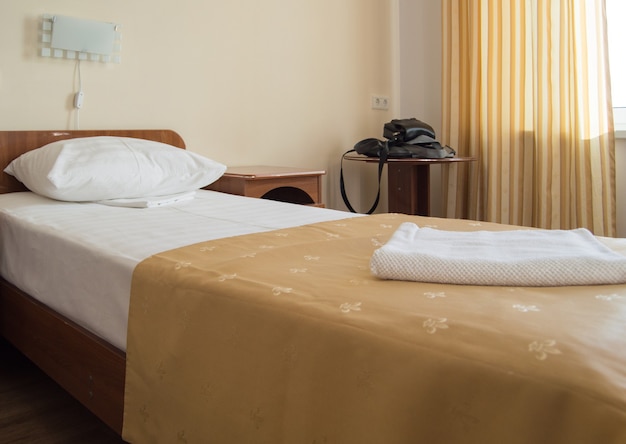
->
[[339, 141, 389, 214], [75, 59, 82, 129]]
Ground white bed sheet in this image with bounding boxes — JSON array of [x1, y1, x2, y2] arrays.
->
[[0, 190, 359, 350]]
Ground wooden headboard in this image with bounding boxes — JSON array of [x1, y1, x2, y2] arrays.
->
[[0, 129, 185, 194]]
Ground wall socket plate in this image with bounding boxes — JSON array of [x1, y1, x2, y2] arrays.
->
[[371, 95, 389, 110]]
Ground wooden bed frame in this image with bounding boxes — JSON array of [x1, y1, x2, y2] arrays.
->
[[0, 129, 186, 436]]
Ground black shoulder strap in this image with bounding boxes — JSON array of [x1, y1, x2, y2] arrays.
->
[[339, 142, 389, 214]]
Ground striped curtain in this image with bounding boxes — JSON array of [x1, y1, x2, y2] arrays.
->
[[441, 0, 616, 236]]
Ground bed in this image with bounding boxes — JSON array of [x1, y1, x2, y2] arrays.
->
[[1, 130, 626, 443], [0, 130, 186, 434]]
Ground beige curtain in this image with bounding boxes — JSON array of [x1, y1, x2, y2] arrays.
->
[[441, 0, 616, 236]]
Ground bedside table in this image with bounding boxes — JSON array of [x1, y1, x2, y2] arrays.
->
[[206, 165, 325, 207]]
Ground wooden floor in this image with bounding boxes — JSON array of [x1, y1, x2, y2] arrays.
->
[[0, 338, 126, 444]]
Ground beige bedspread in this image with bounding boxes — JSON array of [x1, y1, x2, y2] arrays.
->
[[123, 214, 626, 444]]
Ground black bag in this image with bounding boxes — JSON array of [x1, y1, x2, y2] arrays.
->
[[383, 118, 436, 142], [355, 118, 455, 159], [353, 137, 455, 159], [340, 118, 456, 213]]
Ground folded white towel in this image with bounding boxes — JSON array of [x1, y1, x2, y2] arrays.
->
[[370, 222, 626, 286], [96, 191, 196, 208]]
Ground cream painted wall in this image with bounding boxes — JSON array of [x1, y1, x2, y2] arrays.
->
[[0, 0, 400, 210], [397, 0, 443, 216]]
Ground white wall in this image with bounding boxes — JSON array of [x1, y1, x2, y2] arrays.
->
[[0, 0, 398, 211]]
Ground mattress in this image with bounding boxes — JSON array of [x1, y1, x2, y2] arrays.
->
[[0, 190, 359, 350]]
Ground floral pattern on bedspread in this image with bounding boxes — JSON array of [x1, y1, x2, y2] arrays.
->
[[123, 213, 626, 444]]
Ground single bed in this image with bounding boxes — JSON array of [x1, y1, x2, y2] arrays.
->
[[0, 129, 360, 437], [1, 130, 626, 444], [0, 130, 187, 434]]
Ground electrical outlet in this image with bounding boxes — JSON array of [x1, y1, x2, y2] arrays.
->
[[371, 95, 389, 110]]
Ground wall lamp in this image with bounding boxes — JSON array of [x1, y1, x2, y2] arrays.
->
[[40, 14, 122, 63]]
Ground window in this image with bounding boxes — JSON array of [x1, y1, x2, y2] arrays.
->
[[607, 0, 626, 132]]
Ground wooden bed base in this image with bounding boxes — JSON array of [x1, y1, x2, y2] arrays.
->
[[0, 279, 126, 433], [0, 129, 186, 435]]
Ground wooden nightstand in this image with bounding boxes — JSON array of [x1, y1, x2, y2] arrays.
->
[[206, 165, 325, 207]]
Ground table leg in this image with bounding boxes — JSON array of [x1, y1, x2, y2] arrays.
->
[[386, 163, 430, 215]]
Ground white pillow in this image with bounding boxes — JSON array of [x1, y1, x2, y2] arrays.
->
[[4, 136, 226, 202]]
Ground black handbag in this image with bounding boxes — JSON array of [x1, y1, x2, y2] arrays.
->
[[355, 118, 455, 159], [340, 118, 456, 213], [383, 118, 436, 142]]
